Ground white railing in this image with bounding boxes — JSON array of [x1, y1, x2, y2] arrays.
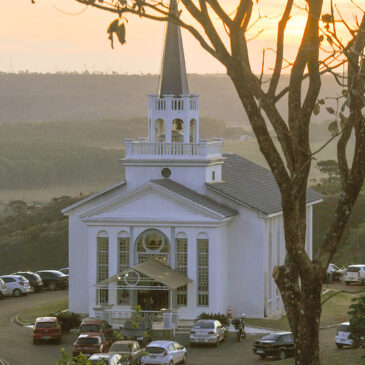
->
[[93, 307, 179, 329], [124, 140, 222, 160], [150, 95, 199, 112]]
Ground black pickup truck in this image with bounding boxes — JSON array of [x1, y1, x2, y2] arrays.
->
[[253, 332, 295, 360]]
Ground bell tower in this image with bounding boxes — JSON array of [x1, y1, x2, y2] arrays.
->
[[123, 0, 223, 193]]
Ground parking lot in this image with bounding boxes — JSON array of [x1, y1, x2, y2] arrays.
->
[[1, 287, 363, 365], [0, 290, 286, 365]]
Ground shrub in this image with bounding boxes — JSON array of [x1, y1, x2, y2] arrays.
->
[[49, 310, 82, 332], [196, 312, 229, 327]]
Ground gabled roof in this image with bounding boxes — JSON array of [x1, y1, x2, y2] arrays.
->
[[207, 153, 323, 215], [151, 179, 237, 218], [157, 0, 189, 97]]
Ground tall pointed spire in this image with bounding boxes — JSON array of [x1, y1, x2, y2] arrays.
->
[[157, 0, 189, 97]]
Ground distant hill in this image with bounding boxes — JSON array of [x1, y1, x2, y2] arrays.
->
[[0, 73, 342, 128]]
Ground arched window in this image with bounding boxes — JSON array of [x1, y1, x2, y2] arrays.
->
[[189, 119, 197, 143], [155, 119, 165, 142], [176, 232, 188, 306], [197, 232, 209, 306], [97, 231, 109, 305], [118, 231, 130, 305], [172, 119, 184, 142], [135, 229, 170, 264]]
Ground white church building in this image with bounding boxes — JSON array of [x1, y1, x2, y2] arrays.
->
[[62, 1, 322, 322]]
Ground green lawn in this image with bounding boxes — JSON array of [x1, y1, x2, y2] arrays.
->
[[18, 297, 68, 324], [245, 290, 358, 331]]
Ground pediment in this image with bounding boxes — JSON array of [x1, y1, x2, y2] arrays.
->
[[80, 184, 225, 222]]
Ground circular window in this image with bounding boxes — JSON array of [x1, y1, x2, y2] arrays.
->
[[124, 270, 140, 286], [142, 231, 165, 252], [161, 168, 171, 178]]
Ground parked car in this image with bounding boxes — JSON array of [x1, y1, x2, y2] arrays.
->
[[0, 275, 30, 296], [88, 353, 124, 365], [59, 267, 69, 275], [253, 332, 295, 360], [78, 318, 113, 338], [0, 278, 8, 298], [141, 341, 187, 365], [120, 318, 152, 346], [109, 340, 144, 364], [13, 271, 43, 293], [344, 265, 365, 285], [189, 319, 225, 347], [36, 270, 68, 290], [72, 333, 113, 357], [326, 263, 344, 282], [33, 316, 62, 344], [335, 321, 365, 348]]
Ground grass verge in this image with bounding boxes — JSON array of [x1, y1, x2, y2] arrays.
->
[[245, 290, 359, 331], [18, 297, 68, 324]]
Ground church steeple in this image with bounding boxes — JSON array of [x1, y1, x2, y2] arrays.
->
[[157, 0, 189, 97]]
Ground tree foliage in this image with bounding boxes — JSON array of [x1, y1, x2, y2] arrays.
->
[[348, 296, 365, 346]]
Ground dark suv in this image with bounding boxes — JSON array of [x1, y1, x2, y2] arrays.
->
[[36, 270, 68, 290], [13, 271, 43, 293], [253, 332, 295, 360], [120, 318, 152, 346]]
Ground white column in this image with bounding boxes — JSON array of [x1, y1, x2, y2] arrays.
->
[[89, 229, 97, 316], [108, 230, 118, 307], [183, 118, 190, 143]]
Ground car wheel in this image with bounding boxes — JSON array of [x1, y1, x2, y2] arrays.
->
[[278, 350, 286, 360], [345, 281, 350, 286], [29, 285, 35, 294], [13, 289, 21, 297], [336, 343, 343, 349], [48, 282, 57, 291], [181, 353, 187, 364]]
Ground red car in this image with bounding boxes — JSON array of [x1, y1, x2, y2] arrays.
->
[[72, 333, 113, 357], [33, 317, 62, 344]]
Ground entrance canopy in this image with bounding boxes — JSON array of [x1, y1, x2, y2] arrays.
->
[[95, 259, 193, 290]]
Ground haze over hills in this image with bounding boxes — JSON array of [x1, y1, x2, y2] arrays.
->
[[0, 73, 343, 126]]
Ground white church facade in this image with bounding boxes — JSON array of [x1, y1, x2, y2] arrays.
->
[[62, 0, 322, 321]]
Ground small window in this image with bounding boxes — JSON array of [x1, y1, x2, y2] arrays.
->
[[212, 171, 216, 181]]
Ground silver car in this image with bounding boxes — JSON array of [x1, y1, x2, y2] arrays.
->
[[141, 341, 187, 365], [189, 319, 225, 347]]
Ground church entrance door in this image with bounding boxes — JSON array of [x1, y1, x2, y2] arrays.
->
[[137, 290, 169, 311]]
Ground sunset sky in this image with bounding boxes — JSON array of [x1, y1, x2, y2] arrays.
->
[[0, 1, 359, 74]]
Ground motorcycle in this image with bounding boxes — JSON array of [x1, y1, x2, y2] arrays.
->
[[232, 315, 246, 342]]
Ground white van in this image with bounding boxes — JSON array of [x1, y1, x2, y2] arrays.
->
[[335, 322, 353, 348], [344, 265, 365, 285]]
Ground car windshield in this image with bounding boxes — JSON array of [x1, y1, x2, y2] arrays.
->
[[193, 322, 214, 329], [338, 324, 350, 332], [76, 337, 99, 345], [261, 334, 281, 341], [79, 324, 101, 332], [347, 267, 360, 272], [36, 322, 57, 328], [110, 343, 132, 352], [146, 346, 165, 354]]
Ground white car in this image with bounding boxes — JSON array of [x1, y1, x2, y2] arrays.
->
[[189, 319, 225, 346], [0, 275, 31, 296], [141, 341, 187, 365], [344, 265, 365, 285], [335, 322, 353, 348], [0, 278, 8, 298]]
